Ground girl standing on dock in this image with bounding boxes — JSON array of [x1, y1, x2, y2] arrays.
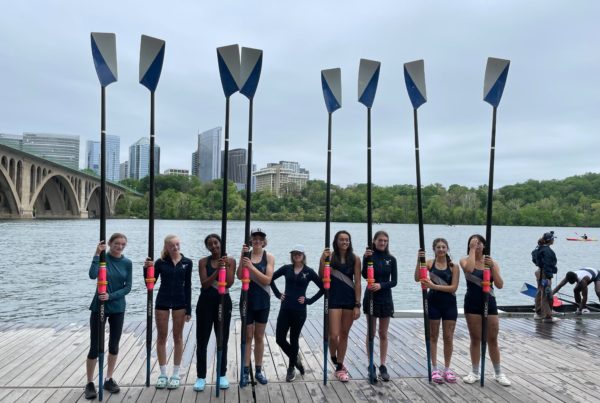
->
[[144, 234, 193, 390], [460, 234, 511, 386], [238, 228, 275, 386], [193, 234, 235, 392], [85, 233, 132, 400], [363, 230, 398, 382], [414, 238, 459, 384], [319, 230, 362, 382], [270, 244, 324, 382]]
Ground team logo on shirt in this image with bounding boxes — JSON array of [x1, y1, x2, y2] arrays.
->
[[384, 259, 392, 266], [301, 272, 308, 279]]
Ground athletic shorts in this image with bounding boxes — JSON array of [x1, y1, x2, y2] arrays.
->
[[329, 303, 355, 310], [464, 294, 498, 316], [246, 307, 270, 324], [156, 305, 186, 311], [363, 303, 394, 318], [429, 301, 458, 321]]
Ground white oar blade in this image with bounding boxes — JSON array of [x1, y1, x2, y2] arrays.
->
[[403, 60, 427, 109], [240, 47, 263, 99], [483, 57, 510, 107], [321, 68, 342, 113], [91, 32, 117, 87], [217, 44, 241, 97], [139, 35, 166, 92], [358, 59, 381, 108]]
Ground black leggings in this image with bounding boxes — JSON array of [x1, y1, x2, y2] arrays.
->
[[196, 294, 232, 378], [275, 308, 307, 369], [87, 311, 125, 359]]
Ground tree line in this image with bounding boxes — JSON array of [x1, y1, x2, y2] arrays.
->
[[115, 172, 600, 227]]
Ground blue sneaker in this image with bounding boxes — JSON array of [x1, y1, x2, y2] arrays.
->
[[193, 378, 205, 392], [219, 375, 230, 389], [240, 367, 249, 388], [255, 369, 268, 385]]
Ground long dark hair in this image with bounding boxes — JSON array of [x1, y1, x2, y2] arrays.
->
[[373, 230, 390, 254], [466, 234, 486, 255], [332, 230, 355, 266], [432, 237, 454, 268]]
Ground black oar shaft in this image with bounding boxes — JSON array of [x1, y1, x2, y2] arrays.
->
[[244, 99, 254, 241], [221, 97, 230, 255], [98, 85, 107, 401], [367, 107, 372, 245], [146, 91, 156, 388], [325, 113, 332, 245]]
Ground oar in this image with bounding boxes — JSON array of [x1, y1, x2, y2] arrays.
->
[[482, 57, 510, 387], [139, 35, 165, 388], [216, 44, 241, 398], [320, 67, 341, 385], [358, 58, 381, 385], [403, 59, 431, 383], [554, 290, 600, 312], [520, 282, 562, 307], [90, 32, 117, 401]]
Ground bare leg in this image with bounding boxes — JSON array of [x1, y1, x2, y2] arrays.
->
[[245, 323, 254, 366], [171, 309, 187, 366], [253, 323, 267, 366], [429, 319, 441, 367], [155, 309, 170, 366], [465, 314, 482, 370], [86, 358, 96, 383], [337, 310, 355, 365], [442, 320, 456, 368], [329, 309, 342, 360], [107, 353, 118, 379], [487, 316, 500, 365], [378, 317, 390, 366]]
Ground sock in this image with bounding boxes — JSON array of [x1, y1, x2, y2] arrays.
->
[[255, 365, 262, 373], [160, 365, 167, 376], [331, 355, 338, 365], [472, 365, 480, 375], [445, 367, 451, 373], [432, 364, 437, 371], [493, 363, 502, 376], [336, 363, 343, 371], [172, 365, 180, 377]]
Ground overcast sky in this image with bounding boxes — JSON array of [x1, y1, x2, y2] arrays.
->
[[1, 1, 599, 188]]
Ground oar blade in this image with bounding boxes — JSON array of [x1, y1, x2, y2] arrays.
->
[[483, 57, 510, 107], [403, 59, 427, 109], [91, 32, 118, 87], [358, 58, 381, 108], [217, 44, 241, 97], [321, 68, 342, 113], [139, 35, 166, 92], [240, 47, 263, 99]]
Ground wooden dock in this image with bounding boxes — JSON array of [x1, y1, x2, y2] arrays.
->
[[1, 316, 600, 402]]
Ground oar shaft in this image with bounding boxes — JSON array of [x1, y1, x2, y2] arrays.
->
[[323, 112, 332, 385], [485, 107, 497, 252], [244, 99, 254, 239], [367, 107, 372, 244], [98, 85, 107, 401], [221, 97, 230, 254]]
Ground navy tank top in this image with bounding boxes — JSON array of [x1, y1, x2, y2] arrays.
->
[[330, 256, 356, 306], [247, 251, 271, 310]]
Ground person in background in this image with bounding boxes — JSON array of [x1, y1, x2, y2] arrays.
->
[[237, 228, 275, 386], [84, 233, 132, 400], [144, 235, 193, 390], [414, 238, 459, 384], [270, 244, 323, 382], [553, 267, 600, 314], [363, 230, 397, 382], [533, 231, 559, 323], [460, 234, 511, 387]]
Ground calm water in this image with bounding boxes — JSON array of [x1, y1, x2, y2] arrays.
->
[[1, 219, 597, 324]]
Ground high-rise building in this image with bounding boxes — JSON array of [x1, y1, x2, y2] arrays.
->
[[253, 160, 310, 196], [22, 132, 80, 169], [119, 161, 129, 181], [85, 135, 120, 181], [225, 148, 247, 189], [192, 127, 221, 183], [0, 133, 23, 150], [164, 168, 189, 176], [129, 137, 160, 180]]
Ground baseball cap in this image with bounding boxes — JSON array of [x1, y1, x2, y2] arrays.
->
[[250, 228, 266, 237], [542, 231, 556, 242], [290, 244, 305, 253]]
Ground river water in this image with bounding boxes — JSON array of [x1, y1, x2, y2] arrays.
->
[[1, 219, 597, 324]]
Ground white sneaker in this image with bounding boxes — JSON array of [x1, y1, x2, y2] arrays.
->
[[543, 316, 560, 323], [494, 373, 512, 386], [463, 372, 480, 384], [533, 313, 543, 320]]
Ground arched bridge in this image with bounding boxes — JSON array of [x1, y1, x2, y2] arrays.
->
[[0, 143, 137, 219]]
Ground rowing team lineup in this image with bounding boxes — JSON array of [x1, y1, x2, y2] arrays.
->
[[83, 227, 517, 400]]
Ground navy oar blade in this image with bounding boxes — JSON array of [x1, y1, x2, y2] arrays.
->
[[139, 35, 165, 92], [91, 32, 118, 87], [321, 68, 342, 113], [403, 60, 427, 109], [483, 57, 510, 107], [358, 58, 381, 108], [240, 47, 263, 99], [217, 44, 241, 97]]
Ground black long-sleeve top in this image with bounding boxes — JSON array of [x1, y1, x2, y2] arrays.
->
[[270, 264, 324, 312], [361, 250, 398, 307], [147, 255, 193, 315], [538, 245, 557, 279]]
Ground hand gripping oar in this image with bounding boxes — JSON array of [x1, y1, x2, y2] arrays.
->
[[321, 67, 341, 385], [216, 44, 241, 398], [358, 58, 380, 385], [139, 34, 165, 388], [403, 59, 431, 383], [90, 32, 117, 401], [481, 57, 510, 387]]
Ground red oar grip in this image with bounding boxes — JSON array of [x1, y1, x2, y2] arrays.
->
[[419, 263, 428, 290], [367, 261, 374, 290], [482, 267, 491, 293], [242, 267, 250, 291], [323, 261, 331, 290], [217, 261, 227, 294], [98, 262, 107, 294], [145, 264, 155, 290]]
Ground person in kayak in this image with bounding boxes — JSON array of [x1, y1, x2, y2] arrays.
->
[[270, 244, 323, 382], [532, 231, 559, 323], [414, 238, 459, 384], [363, 230, 397, 382], [144, 234, 193, 390], [460, 234, 511, 387], [553, 268, 600, 314], [85, 233, 132, 400]]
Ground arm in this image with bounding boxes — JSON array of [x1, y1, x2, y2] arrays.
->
[[270, 266, 285, 299], [460, 250, 478, 274], [379, 256, 398, 290], [226, 256, 236, 288], [306, 271, 324, 305], [581, 279, 590, 309], [250, 252, 275, 286], [552, 277, 568, 295], [89, 241, 106, 279], [236, 245, 249, 280], [185, 259, 192, 316], [318, 248, 331, 278], [353, 254, 362, 303], [490, 258, 503, 289], [110, 260, 133, 300]]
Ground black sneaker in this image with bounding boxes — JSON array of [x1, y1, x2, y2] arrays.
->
[[103, 378, 120, 394], [286, 367, 296, 382], [84, 382, 97, 400], [255, 368, 268, 385], [240, 367, 249, 388], [379, 365, 390, 382], [295, 355, 305, 375]]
